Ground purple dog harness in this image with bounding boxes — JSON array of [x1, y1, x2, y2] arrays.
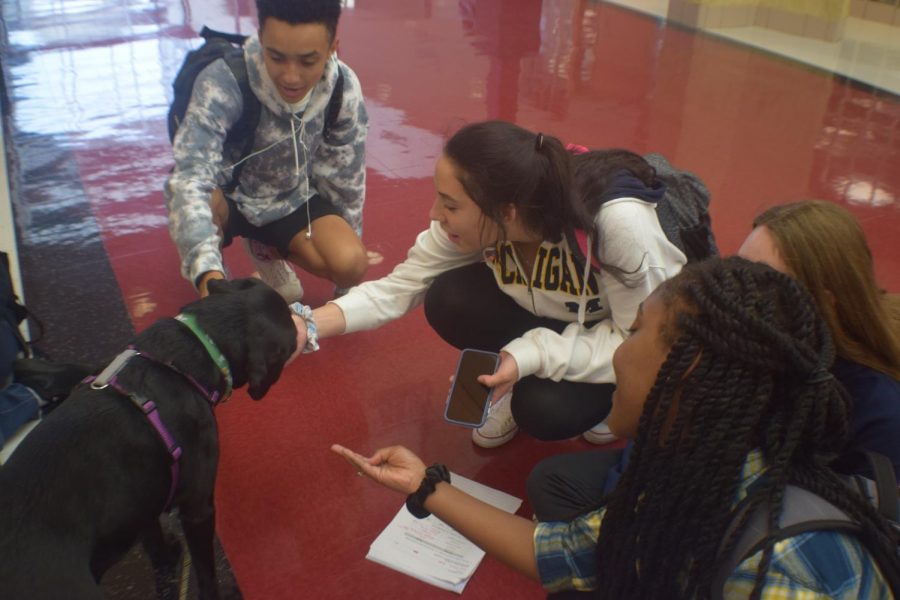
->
[[83, 314, 232, 510]]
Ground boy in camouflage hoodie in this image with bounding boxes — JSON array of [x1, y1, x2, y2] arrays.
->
[[165, 0, 375, 301]]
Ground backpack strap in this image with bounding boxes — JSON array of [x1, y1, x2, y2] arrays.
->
[[220, 52, 259, 193], [859, 450, 899, 521], [322, 63, 345, 143], [711, 486, 860, 600], [199, 26, 246, 46], [713, 455, 900, 599], [196, 27, 261, 194]]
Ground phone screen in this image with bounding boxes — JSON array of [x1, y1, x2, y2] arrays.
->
[[445, 349, 500, 427]]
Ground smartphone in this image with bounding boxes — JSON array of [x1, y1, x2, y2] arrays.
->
[[444, 349, 500, 428]]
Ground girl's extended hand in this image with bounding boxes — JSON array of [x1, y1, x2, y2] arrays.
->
[[478, 351, 519, 402], [331, 444, 427, 495]]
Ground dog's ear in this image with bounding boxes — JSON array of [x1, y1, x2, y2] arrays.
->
[[246, 352, 285, 400], [247, 361, 274, 400], [246, 326, 296, 401], [243, 282, 298, 399]]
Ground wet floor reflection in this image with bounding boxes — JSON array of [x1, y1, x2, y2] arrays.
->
[[2, 1, 898, 597]]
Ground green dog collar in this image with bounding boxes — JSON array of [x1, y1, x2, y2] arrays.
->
[[175, 313, 233, 401]]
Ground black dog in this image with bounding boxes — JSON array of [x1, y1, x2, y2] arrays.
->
[[0, 278, 297, 599]]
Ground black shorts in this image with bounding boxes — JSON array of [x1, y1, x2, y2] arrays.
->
[[222, 194, 342, 257]]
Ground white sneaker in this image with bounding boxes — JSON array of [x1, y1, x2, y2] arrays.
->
[[582, 420, 618, 445], [243, 239, 304, 303], [472, 391, 518, 448]]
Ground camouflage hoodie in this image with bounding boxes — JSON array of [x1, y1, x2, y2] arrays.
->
[[164, 34, 368, 286]]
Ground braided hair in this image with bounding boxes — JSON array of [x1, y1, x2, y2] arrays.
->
[[572, 148, 657, 226], [595, 256, 900, 599]]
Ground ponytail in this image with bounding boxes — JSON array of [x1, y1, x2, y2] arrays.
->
[[572, 148, 658, 232], [532, 130, 577, 241]]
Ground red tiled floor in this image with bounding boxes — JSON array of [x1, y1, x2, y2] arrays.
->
[[4, 0, 899, 598]]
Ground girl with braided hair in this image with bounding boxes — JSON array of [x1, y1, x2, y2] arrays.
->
[[530, 199, 900, 529], [739, 200, 900, 479], [333, 256, 900, 598]]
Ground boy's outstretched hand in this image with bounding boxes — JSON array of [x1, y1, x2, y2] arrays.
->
[[331, 444, 427, 495]]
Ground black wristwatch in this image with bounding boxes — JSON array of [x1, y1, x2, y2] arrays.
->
[[405, 464, 451, 519]]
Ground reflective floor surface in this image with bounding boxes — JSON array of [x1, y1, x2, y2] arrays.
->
[[2, 0, 899, 598], [607, 0, 900, 95]]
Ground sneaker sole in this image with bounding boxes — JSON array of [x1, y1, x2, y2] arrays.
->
[[472, 426, 519, 449], [582, 431, 618, 445]]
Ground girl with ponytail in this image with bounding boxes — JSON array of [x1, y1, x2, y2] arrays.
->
[[301, 120, 685, 447]]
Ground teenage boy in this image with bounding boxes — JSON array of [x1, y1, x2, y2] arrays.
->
[[166, 0, 377, 300]]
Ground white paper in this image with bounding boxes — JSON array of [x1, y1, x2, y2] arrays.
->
[[365, 472, 523, 594]]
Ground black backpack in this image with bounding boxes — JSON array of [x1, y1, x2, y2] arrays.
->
[[167, 26, 345, 192], [713, 451, 900, 598], [0, 252, 38, 360], [643, 153, 718, 264]]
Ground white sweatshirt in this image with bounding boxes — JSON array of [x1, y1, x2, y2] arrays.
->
[[332, 197, 686, 384]]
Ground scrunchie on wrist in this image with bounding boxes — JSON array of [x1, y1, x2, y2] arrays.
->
[[405, 463, 451, 519], [289, 302, 320, 353]]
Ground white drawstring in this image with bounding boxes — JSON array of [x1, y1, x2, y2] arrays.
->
[[226, 135, 283, 170], [225, 114, 313, 240], [504, 238, 592, 324], [290, 116, 313, 240], [577, 235, 593, 325]]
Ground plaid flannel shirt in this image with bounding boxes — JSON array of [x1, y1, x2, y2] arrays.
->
[[534, 449, 892, 598]]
